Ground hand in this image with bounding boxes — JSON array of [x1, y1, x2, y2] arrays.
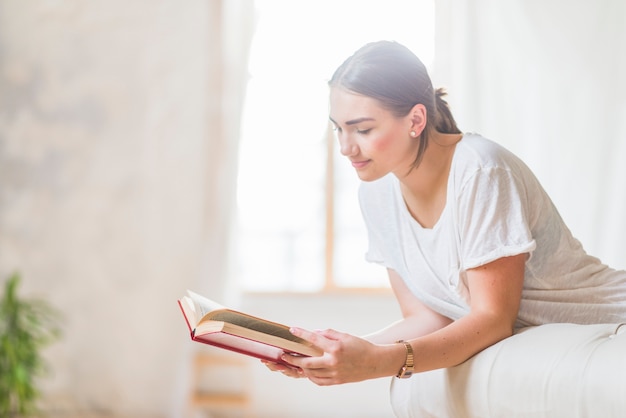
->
[[269, 327, 385, 386], [260, 359, 305, 378]]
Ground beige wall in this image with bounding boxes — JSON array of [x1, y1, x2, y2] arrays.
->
[[0, 1, 215, 416]]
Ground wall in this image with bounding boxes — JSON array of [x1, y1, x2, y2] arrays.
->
[[0, 1, 213, 416]]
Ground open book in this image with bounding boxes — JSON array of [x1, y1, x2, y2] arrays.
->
[[178, 290, 323, 364]]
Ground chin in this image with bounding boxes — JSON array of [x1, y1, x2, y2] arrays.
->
[[357, 171, 385, 182]]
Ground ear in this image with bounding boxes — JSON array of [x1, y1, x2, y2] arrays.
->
[[408, 103, 427, 137]]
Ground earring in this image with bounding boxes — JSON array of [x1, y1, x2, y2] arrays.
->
[[410, 131, 417, 137]]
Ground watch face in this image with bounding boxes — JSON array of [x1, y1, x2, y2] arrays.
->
[[397, 367, 412, 379]]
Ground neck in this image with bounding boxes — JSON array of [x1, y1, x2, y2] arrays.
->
[[398, 132, 461, 198], [396, 131, 462, 228]]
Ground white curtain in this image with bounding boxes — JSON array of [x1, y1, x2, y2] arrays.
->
[[173, 1, 256, 416], [434, 0, 626, 270], [199, 0, 256, 302]]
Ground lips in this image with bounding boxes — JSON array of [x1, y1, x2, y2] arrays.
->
[[351, 159, 371, 169]]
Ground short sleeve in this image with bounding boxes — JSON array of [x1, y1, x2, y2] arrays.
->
[[358, 178, 395, 268], [456, 167, 536, 269]]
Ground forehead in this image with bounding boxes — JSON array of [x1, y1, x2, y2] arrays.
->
[[329, 88, 391, 123]]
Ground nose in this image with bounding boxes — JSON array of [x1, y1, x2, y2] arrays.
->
[[338, 133, 358, 157]]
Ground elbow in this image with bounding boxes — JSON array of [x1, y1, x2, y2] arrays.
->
[[493, 316, 516, 343], [477, 313, 517, 348]]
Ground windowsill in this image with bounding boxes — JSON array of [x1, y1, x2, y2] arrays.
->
[[242, 286, 394, 297]]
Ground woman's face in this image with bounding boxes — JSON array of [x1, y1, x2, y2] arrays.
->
[[329, 87, 419, 182]]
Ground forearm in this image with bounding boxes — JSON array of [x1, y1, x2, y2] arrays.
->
[[391, 311, 514, 375], [280, 311, 515, 384], [361, 311, 514, 382], [281, 258, 524, 384], [363, 311, 452, 344]]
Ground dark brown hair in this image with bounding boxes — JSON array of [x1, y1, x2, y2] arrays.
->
[[329, 41, 461, 169]]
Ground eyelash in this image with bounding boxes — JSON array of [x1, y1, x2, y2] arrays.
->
[[331, 126, 371, 135]]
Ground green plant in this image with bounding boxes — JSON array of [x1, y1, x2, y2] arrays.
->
[[0, 273, 61, 417]]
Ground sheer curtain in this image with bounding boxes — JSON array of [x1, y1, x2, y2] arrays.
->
[[172, 1, 255, 415], [200, 0, 255, 301], [433, 0, 626, 270]]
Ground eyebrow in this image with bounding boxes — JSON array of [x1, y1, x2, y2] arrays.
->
[[329, 116, 375, 126]]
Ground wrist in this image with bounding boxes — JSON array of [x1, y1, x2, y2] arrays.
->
[[395, 340, 414, 378]]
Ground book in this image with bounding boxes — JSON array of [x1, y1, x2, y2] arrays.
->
[[178, 290, 323, 365]]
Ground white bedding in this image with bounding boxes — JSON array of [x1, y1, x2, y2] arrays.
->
[[390, 323, 626, 418]]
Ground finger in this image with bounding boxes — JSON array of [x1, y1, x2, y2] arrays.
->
[[279, 367, 303, 378], [261, 360, 303, 378], [290, 327, 340, 352], [261, 360, 283, 372], [280, 352, 312, 370], [260, 359, 296, 372]]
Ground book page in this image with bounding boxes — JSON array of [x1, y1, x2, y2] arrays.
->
[[187, 291, 295, 340], [209, 311, 300, 342], [187, 290, 226, 317], [195, 318, 322, 358], [186, 290, 318, 351]]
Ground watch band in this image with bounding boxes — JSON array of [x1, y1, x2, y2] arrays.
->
[[396, 340, 414, 379]]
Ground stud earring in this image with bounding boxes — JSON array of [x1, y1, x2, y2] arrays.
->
[[410, 131, 417, 137]]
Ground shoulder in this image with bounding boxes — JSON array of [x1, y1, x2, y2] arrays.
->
[[455, 133, 522, 168], [453, 133, 536, 183]]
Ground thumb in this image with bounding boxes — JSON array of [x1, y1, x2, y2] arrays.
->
[[315, 328, 347, 341], [290, 327, 344, 352]]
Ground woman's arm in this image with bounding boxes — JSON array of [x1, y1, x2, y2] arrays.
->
[[363, 268, 453, 344], [271, 253, 526, 385], [262, 268, 451, 378], [403, 253, 526, 372]]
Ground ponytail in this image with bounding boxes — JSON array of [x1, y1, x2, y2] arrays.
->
[[409, 88, 461, 170], [434, 88, 461, 134]]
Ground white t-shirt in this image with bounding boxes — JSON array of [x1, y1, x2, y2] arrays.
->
[[360, 133, 626, 328]]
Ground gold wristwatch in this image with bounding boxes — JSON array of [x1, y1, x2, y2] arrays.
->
[[396, 340, 414, 379]]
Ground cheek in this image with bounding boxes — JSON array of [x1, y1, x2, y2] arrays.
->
[[369, 130, 406, 155], [369, 132, 397, 152]]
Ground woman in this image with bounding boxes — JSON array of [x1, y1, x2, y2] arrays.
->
[[263, 40, 626, 385]]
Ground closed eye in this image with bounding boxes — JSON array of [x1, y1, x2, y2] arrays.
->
[[357, 128, 372, 134]]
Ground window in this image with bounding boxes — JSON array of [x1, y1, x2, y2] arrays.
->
[[235, 0, 435, 292]]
